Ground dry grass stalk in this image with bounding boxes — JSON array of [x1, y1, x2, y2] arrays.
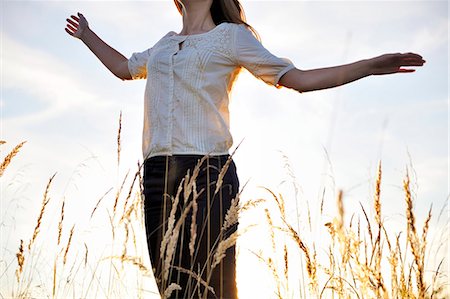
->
[[160, 178, 185, 261], [240, 197, 265, 212], [222, 195, 264, 232], [113, 171, 129, 216], [373, 161, 384, 297], [183, 156, 206, 203], [107, 255, 152, 275], [121, 222, 130, 261], [163, 283, 182, 299], [283, 244, 289, 294], [336, 190, 344, 232], [388, 233, 401, 298], [403, 171, 426, 297], [63, 225, 75, 265], [0, 141, 26, 177], [117, 111, 122, 167], [120, 170, 140, 222], [163, 201, 194, 283], [90, 187, 113, 219], [172, 266, 216, 296], [15, 239, 25, 282], [28, 173, 56, 251], [122, 193, 143, 228], [374, 161, 382, 226], [268, 257, 283, 299], [214, 144, 240, 196], [211, 230, 239, 271], [57, 200, 65, 246], [52, 258, 57, 298], [222, 195, 240, 232], [285, 221, 317, 294], [251, 249, 283, 299], [398, 237, 409, 298], [359, 203, 374, 248], [214, 154, 233, 196], [420, 206, 432, 262], [189, 185, 199, 257], [404, 171, 417, 242], [265, 208, 277, 253], [263, 187, 286, 220], [84, 243, 88, 267]]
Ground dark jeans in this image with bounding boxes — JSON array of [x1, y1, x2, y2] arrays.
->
[[143, 155, 239, 299]]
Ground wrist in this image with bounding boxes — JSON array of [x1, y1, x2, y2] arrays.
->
[[361, 58, 375, 76], [80, 27, 92, 42]]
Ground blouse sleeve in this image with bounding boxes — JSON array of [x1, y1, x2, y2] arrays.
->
[[233, 25, 295, 87], [128, 48, 152, 80]]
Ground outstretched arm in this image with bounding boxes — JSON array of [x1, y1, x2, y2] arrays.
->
[[278, 53, 425, 93], [65, 13, 132, 80]]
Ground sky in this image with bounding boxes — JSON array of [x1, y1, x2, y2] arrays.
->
[[1, 0, 449, 298]]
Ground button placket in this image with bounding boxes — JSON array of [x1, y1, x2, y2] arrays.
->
[[167, 36, 187, 152]]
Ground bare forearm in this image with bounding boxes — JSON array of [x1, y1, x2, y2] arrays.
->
[[280, 59, 372, 93], [80, 28, 131, 80], [279, 53, 424, 93]]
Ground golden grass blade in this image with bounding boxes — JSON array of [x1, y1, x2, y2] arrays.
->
[[57, 200, 65, 246], [222, 196, 240, 232], [336, 190, 344, 232], [163, 201, 194, 283], [117, 111, 122, 167], [374, 161, 382, 226], [63, 225, 75, 265], [90, 187, 113, 219], [403, 169, 427, 298], [113, 170, 129, 216], [15, 239, 25, 282], [172, 266, 216, 296], [188, 186, 200, 257], [28, 173, 56, 251], [160, 178, 184, 261], [163, 283, 182, 299], [120, 170, 140, 222], [283, 244, 289, 294], [84, 243, 88, 268], [211, 230, 239, 271], [0, 141, 26, 177]]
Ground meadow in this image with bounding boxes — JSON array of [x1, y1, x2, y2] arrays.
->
[[1, 125, 448, 298]]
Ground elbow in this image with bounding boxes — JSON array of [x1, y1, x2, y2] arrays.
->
[[112, 60, 133, 81], [278, 68, 308, 93], [112, 70, 132, 81], [119, 74, 133, 81]]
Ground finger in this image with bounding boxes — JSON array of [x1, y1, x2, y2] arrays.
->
[[405, 54, 425, 63], [67, 24, 77, 32], [66, 18, 79, 28], [401, 59, 425, 66], [402, 52, 422, 58], [65, 28, 74, 36], [71, 15, 80, 22], [398, 68, 416, 73]]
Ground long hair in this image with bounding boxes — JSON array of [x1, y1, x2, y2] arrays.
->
[[173, 0, 259, 38]]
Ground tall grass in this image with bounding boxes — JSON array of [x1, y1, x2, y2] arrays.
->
[[256, 161, 448, 299], [0, 120, 448, 298]]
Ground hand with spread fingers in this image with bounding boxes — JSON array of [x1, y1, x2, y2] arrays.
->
[[369, 52, 426, 75], [65, 12, 89, 40], [64, 12, 131, 80]]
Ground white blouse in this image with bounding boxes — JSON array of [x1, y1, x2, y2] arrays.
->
[[128, 23, 295, 159]]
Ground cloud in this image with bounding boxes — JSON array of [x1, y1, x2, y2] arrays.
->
[[3, 33, 100, 124]]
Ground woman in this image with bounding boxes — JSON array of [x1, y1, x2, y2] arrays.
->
[[65, 1, 424, 298]]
